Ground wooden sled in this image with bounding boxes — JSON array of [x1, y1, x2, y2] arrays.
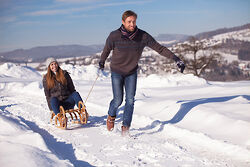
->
[[50, 101, 89, 129]]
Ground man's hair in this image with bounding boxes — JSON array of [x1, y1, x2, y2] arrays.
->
[[122, 10, 137, 21]]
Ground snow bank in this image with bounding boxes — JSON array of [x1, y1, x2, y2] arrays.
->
[[0, 63, 207, 88], [0, 63, 41, 79], [60, 63, 207, 87], [138, 73, 207, 88], [0, 112, 72, 167], [60, 64, 109, 81], [1, 81, 43, 95]]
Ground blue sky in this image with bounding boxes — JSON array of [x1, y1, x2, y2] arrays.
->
[[0, 0, 249, 52]]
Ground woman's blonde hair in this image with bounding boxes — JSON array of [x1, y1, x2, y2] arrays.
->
[[46, 63, 67, 89]]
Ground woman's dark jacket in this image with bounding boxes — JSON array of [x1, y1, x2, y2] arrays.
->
[[43, 70, 75, 110]]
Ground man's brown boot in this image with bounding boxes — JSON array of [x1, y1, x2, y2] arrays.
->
[[121, 126, 129, 136], [107, 115, 116, 131]]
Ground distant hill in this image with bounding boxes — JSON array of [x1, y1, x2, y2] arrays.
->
[[155, 23, 250, 44], [195, 23, 250, 40], [0, 44, 103, 63]]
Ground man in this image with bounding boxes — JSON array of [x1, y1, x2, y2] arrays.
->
[[99, 10, 185, 136]]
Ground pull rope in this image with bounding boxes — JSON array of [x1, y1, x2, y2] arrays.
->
[[84, 73, 99, 104]]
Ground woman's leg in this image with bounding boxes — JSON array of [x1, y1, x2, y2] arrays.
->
[[63, 91, 83, 110], [50, 97, 61, 115]]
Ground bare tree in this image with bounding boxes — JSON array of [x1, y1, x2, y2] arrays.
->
[[174, 36, 221, 77]]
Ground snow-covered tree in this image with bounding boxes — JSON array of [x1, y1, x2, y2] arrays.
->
[[174, 36, 221, 77]]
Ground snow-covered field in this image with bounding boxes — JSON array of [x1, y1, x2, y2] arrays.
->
[[0, 63, 250, 167], [213, 29, 250, 42]]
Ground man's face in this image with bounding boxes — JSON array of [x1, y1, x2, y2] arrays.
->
[[122, 16, 136, 32]]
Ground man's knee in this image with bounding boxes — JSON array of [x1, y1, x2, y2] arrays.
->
[[113, 97, 123, 107], [125, 98, 134, 105]]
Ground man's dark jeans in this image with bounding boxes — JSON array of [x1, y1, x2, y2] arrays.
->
[[108, 71, 137, 127]]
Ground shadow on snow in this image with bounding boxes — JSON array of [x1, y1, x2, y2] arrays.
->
[[0, 112, 95, 167], [20, 116, 95, 167], [133, 95, 250, 137]]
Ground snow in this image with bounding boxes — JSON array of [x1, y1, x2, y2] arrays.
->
[[217, 52, 239, 63], [0, 111, 73, 167], [158, 40, 177, 45], [59, 64, 108, 81], [138, 74, 207, 88], [0, 62, 250, 167], [0, 63, 41, 81], [213, 29, 250, 42]]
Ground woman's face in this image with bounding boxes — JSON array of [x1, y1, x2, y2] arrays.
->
[[49, 61, 58, 73]]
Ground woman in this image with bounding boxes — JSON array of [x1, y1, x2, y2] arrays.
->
[[43, 57, 83, 117]]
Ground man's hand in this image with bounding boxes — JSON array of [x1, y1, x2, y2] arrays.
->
[[176, 60, 185, 73], [99, 61, 104, 71]]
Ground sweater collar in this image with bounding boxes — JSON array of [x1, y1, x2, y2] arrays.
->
[[119, 24, 138, 40]]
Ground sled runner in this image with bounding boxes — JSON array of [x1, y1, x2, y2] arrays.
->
[[50, 101, 89, 129]]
